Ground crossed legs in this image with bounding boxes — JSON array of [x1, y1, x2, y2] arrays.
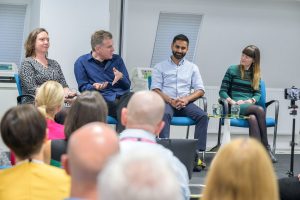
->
[[244, 105, 269, 147]]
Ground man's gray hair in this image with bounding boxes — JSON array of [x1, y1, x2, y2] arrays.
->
[[91, 30, 112, 51], [98, 150, 181, 200]]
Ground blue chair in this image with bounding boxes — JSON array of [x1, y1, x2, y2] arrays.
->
[[170, 104, 207, 139], [217, 80, 279, 153], [148, 76, 208, 139], [14, 74, 35, 104], [107, 115, 118, 125]]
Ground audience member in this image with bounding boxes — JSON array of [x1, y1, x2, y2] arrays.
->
[[219, 45, 277, 162], [151, 34, 208, 156], [98, 150, 181, 200], [61, 122, 119, 200], [0, 105, 70, 199], [10, 80, 65, 165], [74, 30, 132, 132], [35, 80, 65, 140], [44, 91, 108, 164], [19, 27, 75, 104], [119, 90, 190, 200], [201, 138, 279, 200]]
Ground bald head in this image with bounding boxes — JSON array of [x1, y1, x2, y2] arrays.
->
[[66, 122, 119, 182], [124, 91, 165, 128]]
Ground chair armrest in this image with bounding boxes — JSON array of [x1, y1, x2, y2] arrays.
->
[[218, 98, 229, 115], [17, 94, 35, 104], [266, 100, 279, 124], [193, 96, 207, 112], [199, 96, 207, 112]]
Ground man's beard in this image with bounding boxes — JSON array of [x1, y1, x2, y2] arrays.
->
[[172, 51, 186, 60]]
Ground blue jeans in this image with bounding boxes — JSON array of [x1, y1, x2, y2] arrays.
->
[[160, 103, 208, 151]]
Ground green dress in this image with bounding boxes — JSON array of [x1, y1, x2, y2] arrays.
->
[[219, 65, 261, 115]]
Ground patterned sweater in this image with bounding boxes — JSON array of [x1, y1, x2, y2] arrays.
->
[[19, 57, 68, 103], [219, 65, 261, 102]]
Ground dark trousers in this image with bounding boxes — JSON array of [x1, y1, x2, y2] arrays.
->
[[107, 92, 134, 133], [160, 103, 208, 151]]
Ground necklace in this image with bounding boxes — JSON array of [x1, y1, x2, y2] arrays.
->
[[33, 57, 48, 68]]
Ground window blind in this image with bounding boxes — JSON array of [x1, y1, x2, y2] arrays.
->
[[150, 12, 202, 68], [0, 4, 27, 66]]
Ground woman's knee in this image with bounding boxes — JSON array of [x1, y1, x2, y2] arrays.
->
[[256, 106, 265, 113], [248, 114, 257, 121], [255, 106, 266, 118]]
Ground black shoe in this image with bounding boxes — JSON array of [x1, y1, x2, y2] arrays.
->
[[193, 150, 206, 172], [267, 146, 277, 163]]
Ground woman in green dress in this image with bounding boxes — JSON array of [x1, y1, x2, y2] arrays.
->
[[219, 45, 277, 163]]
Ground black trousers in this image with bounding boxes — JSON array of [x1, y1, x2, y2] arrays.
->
[[107, 92, 134, 133]]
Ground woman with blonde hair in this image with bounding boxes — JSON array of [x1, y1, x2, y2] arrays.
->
[[35, 80, 65, 140], [201, 138, 279, 200], [219, 45, 276, 163], [44, 91, 108, 165]]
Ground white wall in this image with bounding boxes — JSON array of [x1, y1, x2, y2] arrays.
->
[[28, 0, 40, 31], [39, 0, 110, 89], [124, 0, 300, 88]]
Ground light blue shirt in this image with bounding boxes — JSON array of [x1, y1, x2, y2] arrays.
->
[[151, 57, 205, 99], [119, 129, 190, 200]]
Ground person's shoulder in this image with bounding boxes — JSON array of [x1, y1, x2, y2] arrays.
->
[[112, 53, 121, 59], [38, 164, 70, 194], [152, 142, 175, 156], [183, 58, 192, 64], [0, 166, 14, 177], [47, 58, 60, 66], [111, 54, 124, 62], [185, 59, 199, 69], [47, 58, 57, 63], [154, 144, 187, 170], [21, 57, 34, 65], [228, 65, 239, 71], [40, 164, 69, 179], [23, 57, 33, 62], [153, 59, 169, 69], [76, 53, 91, 62], [227, 65, 240, 76]]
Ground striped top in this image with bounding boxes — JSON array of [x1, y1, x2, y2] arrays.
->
[[219, 65, 261, 102]]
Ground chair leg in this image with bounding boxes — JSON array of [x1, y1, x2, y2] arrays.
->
[[272, 124, 278, 154], [201, 151, 205, 162], [186, 126, 190, 139], [210, 118, 222, 152], [217, 118, 222, 146]]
